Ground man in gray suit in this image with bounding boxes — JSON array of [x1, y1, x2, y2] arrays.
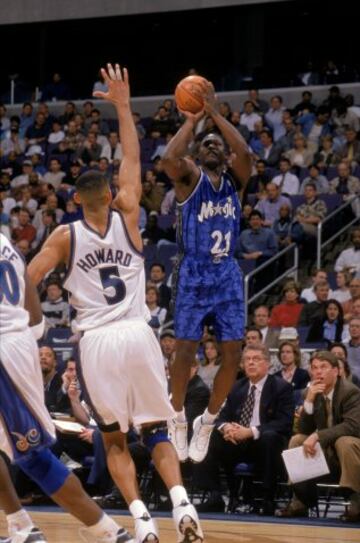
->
[[277, 351, 360, 521], [253, 305, 279, 349]]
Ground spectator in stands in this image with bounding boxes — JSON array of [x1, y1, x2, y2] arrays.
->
[[140, 173, 165, 214], [196, 344, 294, 515], [342, 278, 360, 322], [329, 161, 360, 198], [336, 128, 360, 168], [146, 285, 167, 331], [240, 101, 262, 132], [314, 135, 338, 169], [274, 342, 310, 390], [344, 318, 360, 381], [293, 91, 317, 116], [92, 69, 108, 97], [198, 339, 221, 391], [332, 270, 352, 303], [296, 106, 332, 153], [149, 262, 171, 309], [160, 329, 176, 373], [242, 159, 270, 203], [29, 153, 46, 177], [299, 163, 329, 194], [265, 95, 286, 142], [41, 72, 71, 101], [306, 299, 345, 343], [271, 157, 300, 195], [160, 187, 176, 216], [18, 185, 38, 217], [19, 102, 34, 138], [34, 209, 58, 251], [300, 268, 331, 302], [332, 103, 360, 148], [284, 134, 314, 170], [43, 158, 66, 190], [132, 112, 146, 140], [11, 159, 34, 189], [141, 211, 163, 246], [295, 183, 327, 244], [47, 119, 65, 145], [244, 326, 263, 347], [41, 280, 70, 329], [256, 129, 282, 167], [39, 345, 63, 412], [33, 193, 64, 232], [229, 110, 250, 142], [277, 117, 297, 153], [296, 62, 321, 87], [237, 209, 277, 268], [15, 238, 32, 263], [253, 305, 279, 349], [60, 160, 82, 190], [335, 226, 360, 276], [58, 101, 77, 126], [148, 106, 175, 138], [248, 89, 269, 114], [269, 280, 304, 328], [76, 131, 103, 166], [63, 119, 85, 153], [299, 280, 330, 326], [255, 182, 291, 226], [60, 198, 83, 225], [277, 351, 360, 521], [330, 343, 360, 387], [273, 204, 304, 249], [276, 327, 310, 370], [25, 112, 49, 147], [248, 119, 264, 155], [11, 207, 36, 244], [0, 126, 26, 157]]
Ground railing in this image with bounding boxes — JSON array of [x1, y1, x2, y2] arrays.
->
[[316, 195, 360, 268], [243, 243, 299, 325]]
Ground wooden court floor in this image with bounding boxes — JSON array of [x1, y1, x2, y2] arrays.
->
[[1, 511, 359, 542]]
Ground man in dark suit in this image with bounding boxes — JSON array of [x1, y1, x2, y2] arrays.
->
[[298, 281, 330, 327], [195, 344, 294, 515], [278, 350, 360, 521], [149, 262, 171, 310]]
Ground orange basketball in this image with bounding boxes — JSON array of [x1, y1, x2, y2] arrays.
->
[[174, 75, 208, 114]]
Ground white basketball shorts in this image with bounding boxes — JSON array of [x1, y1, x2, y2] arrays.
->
[[79, 318, 174, 432]]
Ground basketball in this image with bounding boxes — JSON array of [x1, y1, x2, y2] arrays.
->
[[175, 75, 208, 114]]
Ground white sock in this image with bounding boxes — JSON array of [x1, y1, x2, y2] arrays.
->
[[129, 499, 149, 519], [169, 485, 189, 508], [87, 513, 119, 538], [201, 408, 217, 425], [7, 509, 34, 537], [175, 409, 187, 423]]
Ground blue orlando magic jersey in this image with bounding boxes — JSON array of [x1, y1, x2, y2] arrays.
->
[[176, 168, 241, 262]]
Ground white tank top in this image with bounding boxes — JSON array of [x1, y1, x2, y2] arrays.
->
[[63, 210, 150, 332], [0, 233, 29, 334]]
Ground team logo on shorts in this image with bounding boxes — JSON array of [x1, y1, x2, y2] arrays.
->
[[11, 429, 41, 452]]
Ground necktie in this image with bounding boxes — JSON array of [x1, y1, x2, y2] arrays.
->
[[325, 397, 332, 428], [239, 385, 256, 427]]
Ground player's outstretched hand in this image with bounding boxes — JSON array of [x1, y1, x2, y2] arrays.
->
[[178, 108, 205, 125], [93, 63, 130, 107], [203, 80, 217, 114]]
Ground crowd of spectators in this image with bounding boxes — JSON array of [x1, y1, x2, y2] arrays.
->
[[1, 84, 360, 520]]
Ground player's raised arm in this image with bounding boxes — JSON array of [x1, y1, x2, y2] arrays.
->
[[162, 109, 204, 185], [203, 82, 252, 188], [93, 63, 141, 216], [28, 225, 70, 286]]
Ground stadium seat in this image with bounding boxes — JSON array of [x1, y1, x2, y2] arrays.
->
[[157, 244, 177, 277], [157, 215, 175, 230]]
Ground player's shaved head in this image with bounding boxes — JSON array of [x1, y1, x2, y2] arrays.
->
[[75, 170, 111, 209]]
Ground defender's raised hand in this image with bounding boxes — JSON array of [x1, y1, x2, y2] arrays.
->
[[93, 63, 130, 107]]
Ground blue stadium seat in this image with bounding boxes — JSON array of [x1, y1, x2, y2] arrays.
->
[[319, 194, 342, 214], [238, 258, 256, 275], [157, 244, 177, 278], [326, 166, 338, 180], [289, 195, 305, 210], [157, 215, 175, 230]]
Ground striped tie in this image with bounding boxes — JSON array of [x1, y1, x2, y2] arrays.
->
[[239, 385, 256, 427]]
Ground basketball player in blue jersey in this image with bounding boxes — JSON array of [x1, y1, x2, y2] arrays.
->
[[162, 82, 252, 463], [29, 64, 203, 543], [0, 232, 133, 543]]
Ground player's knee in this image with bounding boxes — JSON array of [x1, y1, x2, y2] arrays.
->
[[17, 448, 69, 496], [142, 422, 170, 453]]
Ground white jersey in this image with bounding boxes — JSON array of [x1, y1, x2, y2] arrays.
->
[[0, 233, 29, 334], [63, 210, 150, 332]]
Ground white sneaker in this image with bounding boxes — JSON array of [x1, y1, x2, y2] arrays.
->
[[11, 527, 47, 543], [134, 513, 159, 542], [79, 527, 135, 542], [188, 415, 214, 463], [173, 501, 204, 543], [168, 418, 189, 462]]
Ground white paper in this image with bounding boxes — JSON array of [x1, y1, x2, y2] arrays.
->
[[53, 420, 84, 434], [281, 443, 330, 484]]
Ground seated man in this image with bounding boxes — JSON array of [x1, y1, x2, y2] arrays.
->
[[277, 351, 360, 521], [194, 344, 294, 515]]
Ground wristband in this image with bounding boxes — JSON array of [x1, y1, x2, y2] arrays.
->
[[30, 317, 45, 340]]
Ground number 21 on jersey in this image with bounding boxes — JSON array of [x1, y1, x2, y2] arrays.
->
[[210, 230, 231, 258]]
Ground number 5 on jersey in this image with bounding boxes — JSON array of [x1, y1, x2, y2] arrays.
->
[[99, 266, 126, 305]]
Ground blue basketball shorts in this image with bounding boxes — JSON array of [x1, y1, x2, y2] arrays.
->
[[173, 257, 245, 342]]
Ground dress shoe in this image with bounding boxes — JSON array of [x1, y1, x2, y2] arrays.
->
[[259, 500, 276, 516], [275, 502, 308, 518], [197, 497, 225, 513]]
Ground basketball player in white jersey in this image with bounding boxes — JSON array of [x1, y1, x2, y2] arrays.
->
[[0, 232, 134, 543], [28, 64, 203, 543]]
